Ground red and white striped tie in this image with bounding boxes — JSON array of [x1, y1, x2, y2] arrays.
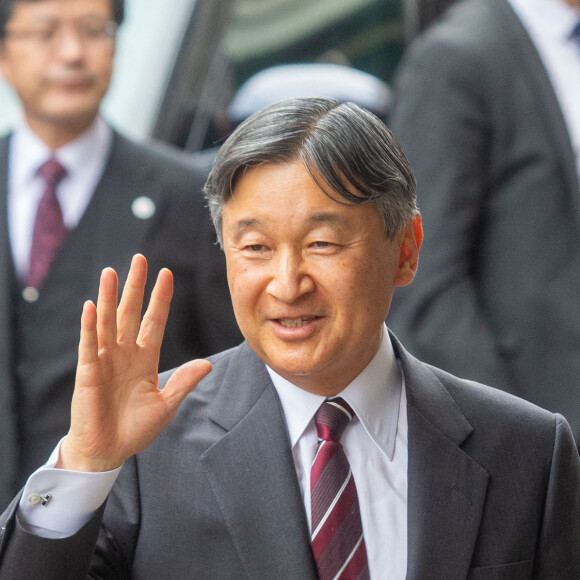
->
[[310, 398, 369, 580]]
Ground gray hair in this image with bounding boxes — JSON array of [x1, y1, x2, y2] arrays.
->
[[204, 97, 417, 246]]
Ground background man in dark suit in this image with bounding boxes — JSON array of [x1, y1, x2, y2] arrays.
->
[[387, 0, 580, 443], [0, 97, 578, 579], [0, 0, 241, 510]]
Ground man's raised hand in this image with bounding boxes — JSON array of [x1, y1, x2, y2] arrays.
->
[[58, 254, 212, 472]]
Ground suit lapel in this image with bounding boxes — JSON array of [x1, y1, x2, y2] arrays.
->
[[43, 132, 164, 294], [179, 335, 492, 578], [392, 336, 489, 580], [201, 344, 318, 579]]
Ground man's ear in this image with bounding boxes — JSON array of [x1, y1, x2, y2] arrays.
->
[[394, 214, 423, 287]]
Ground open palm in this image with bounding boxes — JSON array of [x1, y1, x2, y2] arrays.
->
[[59, 255, 212, 472]]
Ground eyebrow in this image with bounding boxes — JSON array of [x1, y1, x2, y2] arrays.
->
[[234, 218, 261, 234], [308, 212, 350, 231]]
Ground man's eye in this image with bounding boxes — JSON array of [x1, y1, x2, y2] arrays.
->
[[81, 25, 104, 39], [245, 244, 267, 252], [311, 241, 332, 248], [34, 29, 56, 42]]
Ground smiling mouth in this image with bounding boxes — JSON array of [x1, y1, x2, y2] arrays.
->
[[277, 317, 318, 328]]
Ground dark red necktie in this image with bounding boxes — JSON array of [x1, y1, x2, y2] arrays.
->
[[26, 158, 67, 289], [310, 398, 370, 580]]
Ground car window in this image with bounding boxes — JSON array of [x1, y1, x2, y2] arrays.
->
[[156, 0, 405, 150], [224, 0, 403, 89]]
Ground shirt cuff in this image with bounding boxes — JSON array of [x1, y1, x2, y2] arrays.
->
[[17, 438, 122, 538]]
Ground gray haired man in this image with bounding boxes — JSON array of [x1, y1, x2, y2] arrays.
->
[[0, 98, 579, 579]]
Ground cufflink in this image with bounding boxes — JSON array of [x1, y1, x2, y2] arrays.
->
[[27, 493, 52, 506]]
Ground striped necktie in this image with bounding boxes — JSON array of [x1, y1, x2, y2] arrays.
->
[[310, 398, 369, 580], [27, 158, 67, 289]]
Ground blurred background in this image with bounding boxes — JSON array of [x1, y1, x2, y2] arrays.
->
[[0, 0, 454, 154]]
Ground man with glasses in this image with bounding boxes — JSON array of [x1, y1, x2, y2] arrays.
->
[[0, 0, 241, 511]]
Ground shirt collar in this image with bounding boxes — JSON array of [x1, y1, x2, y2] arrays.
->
[[267, 324, 403, 460], [509, 0, 580, 42], [11, 116, 112, 184], [12, 122, 52, 187]]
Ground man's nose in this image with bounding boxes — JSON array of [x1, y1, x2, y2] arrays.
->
[[52, 27, 86, 60], [266, 250, 315, 303]]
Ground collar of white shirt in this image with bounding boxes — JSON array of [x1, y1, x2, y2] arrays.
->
[[266, 323, 402, 460], [9, 116, 113, 280], [11, 115, 112, 196]]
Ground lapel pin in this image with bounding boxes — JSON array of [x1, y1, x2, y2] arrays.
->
[[132, 196, 156, 220]]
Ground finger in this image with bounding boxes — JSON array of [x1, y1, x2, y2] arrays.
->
[[117, 254, 148, 343], [162, 359, 212, 412], [136, 268, 173, 350], [96, 268, 119, 349], [78, 300, 98, 366]]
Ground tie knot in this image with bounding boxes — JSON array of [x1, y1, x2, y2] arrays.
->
[[38, 158, 67, 187], [314, 398, 354, 442]]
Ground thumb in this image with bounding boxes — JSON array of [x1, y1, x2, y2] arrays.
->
[[162, 359, 212, 412]]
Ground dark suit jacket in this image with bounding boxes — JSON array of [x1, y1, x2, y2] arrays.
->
[[387, 0, 580, 444], [0, 335, 578, 579], [0, 131, 242, 509]]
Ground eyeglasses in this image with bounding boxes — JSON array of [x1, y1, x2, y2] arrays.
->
[[4, 19, 117, 49]]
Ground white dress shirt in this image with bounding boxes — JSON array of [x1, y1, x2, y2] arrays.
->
[[8, 116, 113, 283], [508, 0, 580, 177], [268, 326, 408, 580], [18, 326, 408, 579]]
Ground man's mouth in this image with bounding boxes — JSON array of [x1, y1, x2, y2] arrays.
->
[[48, 74, 93, 89], [277, 316, 318, 328]]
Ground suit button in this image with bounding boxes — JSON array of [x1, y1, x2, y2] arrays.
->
[[22, 287, 40, 302]]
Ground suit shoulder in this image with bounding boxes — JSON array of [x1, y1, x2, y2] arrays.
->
[[399, 0, 516, 76], [429, 364, 559, 439]]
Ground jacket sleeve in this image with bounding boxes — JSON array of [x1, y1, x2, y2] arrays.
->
[[0, 495, 106, 580], [0, 455, 142, 579], [532, 414, 580, 577]]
